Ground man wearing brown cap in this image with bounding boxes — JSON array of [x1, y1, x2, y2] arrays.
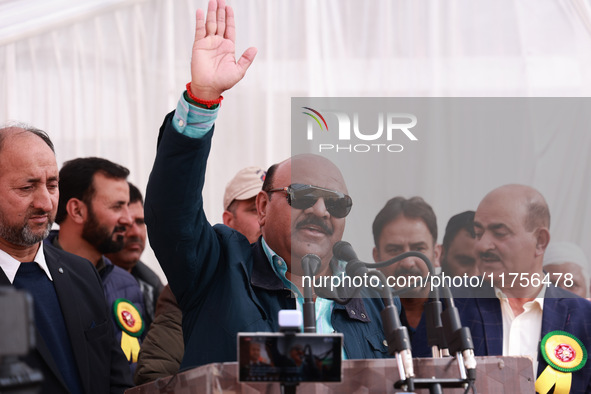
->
[[135, 165, 266, 384], [222, 166, 266, 244]]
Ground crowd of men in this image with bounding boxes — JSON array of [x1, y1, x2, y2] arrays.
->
[[1, 0, 590, 393]]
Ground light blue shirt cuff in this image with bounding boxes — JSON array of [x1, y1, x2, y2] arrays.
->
[[172, 92, 219, 138]]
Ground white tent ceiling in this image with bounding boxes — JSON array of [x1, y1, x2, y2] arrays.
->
[[2, 0, 591, 282]]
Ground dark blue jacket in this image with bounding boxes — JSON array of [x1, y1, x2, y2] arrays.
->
[[45, 231, 145, 371], [145, 112, 393, 369], [454, 285, 591, 393], [0, 244, 133, 393], [131, 261, 164, 330]]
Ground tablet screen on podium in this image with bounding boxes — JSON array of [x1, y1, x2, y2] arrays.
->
[[238, 333, 343, 383]]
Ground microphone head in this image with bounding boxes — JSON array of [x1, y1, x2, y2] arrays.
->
[[301, 254, 321, 276], [345, 261, 368, 277], [332, 241, 358, 262]]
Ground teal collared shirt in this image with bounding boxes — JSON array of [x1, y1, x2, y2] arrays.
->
[[261, 238, 348, 359], [172, 93, 219, 137]]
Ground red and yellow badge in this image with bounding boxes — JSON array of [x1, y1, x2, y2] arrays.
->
[[113, 298, 144, 337], [535, 330, 587, 394], [113, 298, 144, 363]]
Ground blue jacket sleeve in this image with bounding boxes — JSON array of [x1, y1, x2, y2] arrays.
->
[[144, 111, 220, 311]]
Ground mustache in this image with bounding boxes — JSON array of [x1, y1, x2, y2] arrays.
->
[[112, 225, 127, 234], [296, 216, 333, 235], [393, 266, 424, 278], [28, 209, 52, 218], [124, 236, 143, 246], [26, 208, 55, 229], [480, 251, 501, 261]]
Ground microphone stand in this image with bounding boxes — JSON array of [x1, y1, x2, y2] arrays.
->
[[368, 270, 415, 392], [276, 255, 321, 394], [279, 321, 300, 394], [425, 286, 448, 358], [300, 254, 320, 334], [440, 285, 477, 386], [333, 242, 477, 394]]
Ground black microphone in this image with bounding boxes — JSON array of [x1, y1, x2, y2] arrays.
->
[[333, 241, 367, 278], [301, 254, 321, 333], [425, 298, 447, 357], [332, 241, 359, 262], [441, 285, 476, 381], [301, 254, 321, 278]]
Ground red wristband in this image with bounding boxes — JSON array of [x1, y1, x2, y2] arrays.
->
[[186, 83, 223, 107]]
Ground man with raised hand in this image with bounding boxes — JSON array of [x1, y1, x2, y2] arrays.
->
[[145, 0, 390, 369]]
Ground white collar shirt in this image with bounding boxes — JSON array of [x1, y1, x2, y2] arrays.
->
[[0, 243, 53, 283], [497, 284, 546, 376]]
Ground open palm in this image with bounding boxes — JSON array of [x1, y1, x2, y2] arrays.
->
[[189, 0, 257, 100]]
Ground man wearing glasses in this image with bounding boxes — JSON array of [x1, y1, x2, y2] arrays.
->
[[145, 0, 390, 370]]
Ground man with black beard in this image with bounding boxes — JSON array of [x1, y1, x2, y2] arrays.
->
[[106, 182, 164, 331], [46, 157, 146, 373]]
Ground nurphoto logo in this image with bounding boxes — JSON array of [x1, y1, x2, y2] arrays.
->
[[302, 106, 418, 153]]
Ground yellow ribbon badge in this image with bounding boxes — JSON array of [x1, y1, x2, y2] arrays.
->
[[535, 330, 587, 394], [113, 298, 144, 363]]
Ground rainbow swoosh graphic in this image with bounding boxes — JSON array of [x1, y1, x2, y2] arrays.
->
[[302, 107, 328, 131]]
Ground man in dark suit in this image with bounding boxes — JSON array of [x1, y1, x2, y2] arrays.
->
[[455, 184, 591, 393], [0, 125, 132, 393]]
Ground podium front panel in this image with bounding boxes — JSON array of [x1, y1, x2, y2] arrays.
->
[[126, 356, 534, 393]]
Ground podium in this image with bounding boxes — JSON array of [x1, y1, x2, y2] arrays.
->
[[126, 356, 534, 393]]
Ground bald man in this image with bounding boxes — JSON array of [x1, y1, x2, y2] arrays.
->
[[144, 0, 390, 370], [455, 184, 591, 393]]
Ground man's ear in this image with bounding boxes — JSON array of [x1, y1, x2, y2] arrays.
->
[[66, 198, 87, 224], [222, 210, 234, 227], [534, 227, 550, 257], [256, 191, 268, 227]]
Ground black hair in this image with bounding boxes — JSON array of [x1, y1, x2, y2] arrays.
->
[[128, 182, 143, 205], [442, 210, 475, 251], [55, 157, 129, 224], [261, 163, 279, 197], [372, 196, 438, 247]]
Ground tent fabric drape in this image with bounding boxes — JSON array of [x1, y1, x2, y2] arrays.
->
[[2, 0, 591, 280]]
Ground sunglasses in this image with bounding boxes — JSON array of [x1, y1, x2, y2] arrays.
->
[[267, 184, 352, 218]]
